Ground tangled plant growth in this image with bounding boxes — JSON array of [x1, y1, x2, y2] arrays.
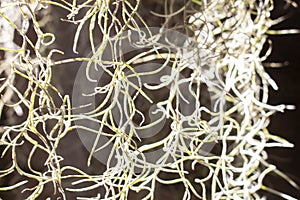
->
[[0, 0, 299, 199]]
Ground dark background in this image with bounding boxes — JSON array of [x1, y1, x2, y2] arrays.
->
[[264, 0, 300, 198]]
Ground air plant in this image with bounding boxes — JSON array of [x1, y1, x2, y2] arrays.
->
[[0, 0, 299, 199]]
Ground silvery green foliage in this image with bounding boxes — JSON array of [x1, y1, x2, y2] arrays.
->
[[0, 0, 298, 199], [0, 0, 25, 116]]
